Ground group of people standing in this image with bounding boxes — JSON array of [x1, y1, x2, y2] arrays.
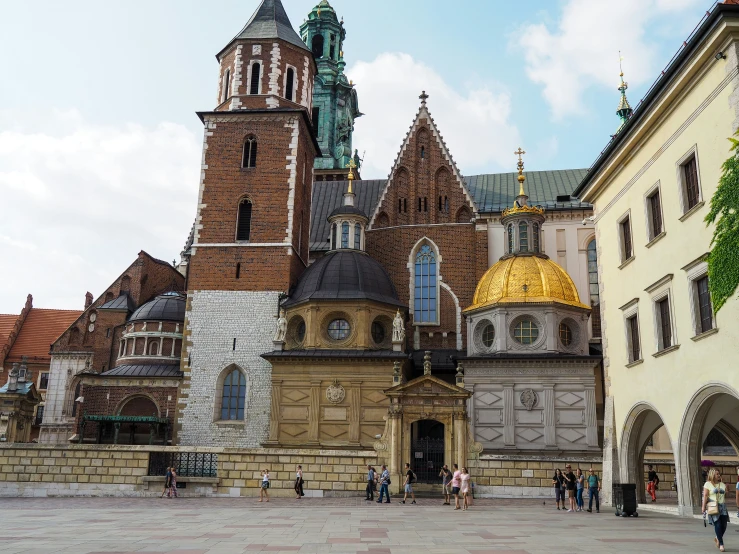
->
[[440, 464, 472, 510], [364, 464, 397, 504], [552, 465, 601, 513]]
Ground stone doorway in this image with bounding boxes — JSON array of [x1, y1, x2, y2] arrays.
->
[[411, 420, 444, 483]]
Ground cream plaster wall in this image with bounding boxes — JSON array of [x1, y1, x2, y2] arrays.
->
[[581, 20, 739, 511]]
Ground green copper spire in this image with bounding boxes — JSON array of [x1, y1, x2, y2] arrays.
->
[[301, 1, 363, 180], [616, 52, 633, 129]]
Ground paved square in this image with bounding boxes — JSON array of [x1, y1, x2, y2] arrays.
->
[[0, 497, 730, 553]]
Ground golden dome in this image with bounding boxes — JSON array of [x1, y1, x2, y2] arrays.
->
[[465, 255, 590, 313]]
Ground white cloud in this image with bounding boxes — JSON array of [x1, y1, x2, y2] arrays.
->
[[0, 112, 201, 312], [347, 53, 521, 178], [516, 0, 703, 119]]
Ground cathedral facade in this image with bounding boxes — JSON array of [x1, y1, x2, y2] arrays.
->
[[33, 0, 603, 471]]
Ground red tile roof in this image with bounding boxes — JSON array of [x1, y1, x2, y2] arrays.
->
[[7, 308, 82, 362], [0, 314, 19, 352]]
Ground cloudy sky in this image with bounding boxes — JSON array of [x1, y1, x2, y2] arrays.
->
[[0, 0, 716, 313]]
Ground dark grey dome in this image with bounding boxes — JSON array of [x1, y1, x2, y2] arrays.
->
[[129, 292, 186, 323], [282, 251, 404, 308], [328, 205, 368, 219]]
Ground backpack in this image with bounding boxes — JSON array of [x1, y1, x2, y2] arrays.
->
[[409, 470, 417, 483]]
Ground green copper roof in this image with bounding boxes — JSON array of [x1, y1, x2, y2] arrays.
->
[[310, 169, 590, 251], [218, 0, 310, 59]]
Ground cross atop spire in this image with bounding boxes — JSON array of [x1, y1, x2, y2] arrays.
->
[[419, 90, 429, 106], [514, 147, 527, 197]]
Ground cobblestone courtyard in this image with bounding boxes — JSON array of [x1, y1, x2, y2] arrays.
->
[[0, 497, 733, 553]]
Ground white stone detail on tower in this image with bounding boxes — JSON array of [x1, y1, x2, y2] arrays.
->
[[267, 42, 282, 109]]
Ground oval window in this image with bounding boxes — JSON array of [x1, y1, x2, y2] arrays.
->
[[296, 320, 306, 344], [328, 319, 351, 341], [371, 321, 385, 344], [513, 319, 539, 345], [482, 324, 495, 347], [559, 322, 573, 347]]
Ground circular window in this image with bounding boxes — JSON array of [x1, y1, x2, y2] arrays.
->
[[482, 324, 495, 347], [513, 319, 539, 345], [328, 319, 351, 341], [296, 320, 306, 343], [559, 322, 572, 347], [371, 321, 385, 344]]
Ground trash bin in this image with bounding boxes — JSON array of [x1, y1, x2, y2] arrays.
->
[[612, 483, 638, 517]]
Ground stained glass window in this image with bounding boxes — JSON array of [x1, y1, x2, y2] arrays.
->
[[414, 245, 437, 323], [221, 369, 246, 421]]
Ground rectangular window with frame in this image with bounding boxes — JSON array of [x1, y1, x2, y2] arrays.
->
[[627, 315, 641, 363], [35, 405, 45, 426], [647, 189, 663, 240], [620, 216, 633, 262], [657, 297, 672, 349], [682, 156, 700, 210], [39, 372, 49, 390], [696, 276, 714, 334]]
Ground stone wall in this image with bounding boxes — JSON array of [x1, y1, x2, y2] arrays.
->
[[0, 444, 379, 498]]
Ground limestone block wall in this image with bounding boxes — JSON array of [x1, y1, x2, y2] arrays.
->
[[178, 291, 278, 447], [0, 444, 380, 498]]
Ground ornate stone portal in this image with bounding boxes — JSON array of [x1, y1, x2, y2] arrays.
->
[[377, 372, 476, 490]]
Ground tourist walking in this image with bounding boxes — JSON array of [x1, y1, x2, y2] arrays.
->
[[647, 464, 659, 502], [451, 463, 462, 510], [460, 467, 471, 510], [439, 464, 452, 505], [161, 467, 172, 498], [563, 464, 577, 512], [295, 465, 304, 499], [259, 468, 270, 502], [377, 465, 391, 504], [586, 467, 600, 513], [401, 463, 417, 504], [169, 467, 178, 498], [552, 469, 566, 510], [366, 465, 376, 501], [702, 468, 729, 552], [576, 468, 585, 511]]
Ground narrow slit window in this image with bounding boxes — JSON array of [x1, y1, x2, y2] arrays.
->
[[242, 137, 257, 168], [507, 224, 513, 254], [285, 68, 295, 101], [354, 223, 361, 249], [235, 263, 241, 279], [236, 199, 252, 241], [341, 222, 349, 248], [311, 107, 320, 137], [222, 68, 231, 103], [250, 63, 261, 95], [518, 222, 528, 252]]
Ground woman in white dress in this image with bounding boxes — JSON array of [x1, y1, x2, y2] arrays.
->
[[460, 467, 471, 511]]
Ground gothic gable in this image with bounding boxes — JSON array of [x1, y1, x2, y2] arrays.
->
[[369, 98, 477, 229]]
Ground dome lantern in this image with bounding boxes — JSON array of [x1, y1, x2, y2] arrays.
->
[[327, 158, 368, 252], [501, 148, 545, 257]]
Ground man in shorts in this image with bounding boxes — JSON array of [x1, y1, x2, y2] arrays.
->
[[402, 462, 417, 504], [564, 464, 577, 512], [439, 464, 452, 505]]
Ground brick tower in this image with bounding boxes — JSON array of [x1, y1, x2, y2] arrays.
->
[[177, 0, 319, 446]]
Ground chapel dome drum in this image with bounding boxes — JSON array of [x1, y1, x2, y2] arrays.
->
[[129, 292, 187, 323]]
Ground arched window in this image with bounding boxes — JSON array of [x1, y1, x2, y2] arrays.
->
[[148, 341, 159, 356], [414, 245, 437, 323], [222, 68, 230, 103], [533, 223, 540, 253], [518, 222, 528, 252], [331, 223, 337, 249], [249, 63, 260, 95], [220, 369, 246, 420], [236, 198, 252, 241], [507, 224, 514, 254], [354, 223, 361, 249], [587, 239, 601, 338], [341, 222, 349, 248], [285, 67, 295, 101], [242, 137, 257, 168], [311, 35, 324, 58]]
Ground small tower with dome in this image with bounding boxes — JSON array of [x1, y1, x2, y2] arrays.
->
[[460, 150, 600, 457]]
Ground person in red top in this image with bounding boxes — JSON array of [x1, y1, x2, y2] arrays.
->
[[451, 463, 462, 510]]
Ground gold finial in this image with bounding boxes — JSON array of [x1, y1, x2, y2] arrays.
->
[[346, 158, 357, 193], [514, 147, 527, 196]]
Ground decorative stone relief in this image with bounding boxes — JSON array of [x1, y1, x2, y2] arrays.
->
[[326, 379, 346, 404], [520, 389, 538, 411]]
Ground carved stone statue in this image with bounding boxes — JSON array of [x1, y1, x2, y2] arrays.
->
[[274, 309, 287, 342], [392, 310, 405, 343]]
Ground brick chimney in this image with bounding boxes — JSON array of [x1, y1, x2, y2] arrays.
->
[[85, 292, 93, 309]]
